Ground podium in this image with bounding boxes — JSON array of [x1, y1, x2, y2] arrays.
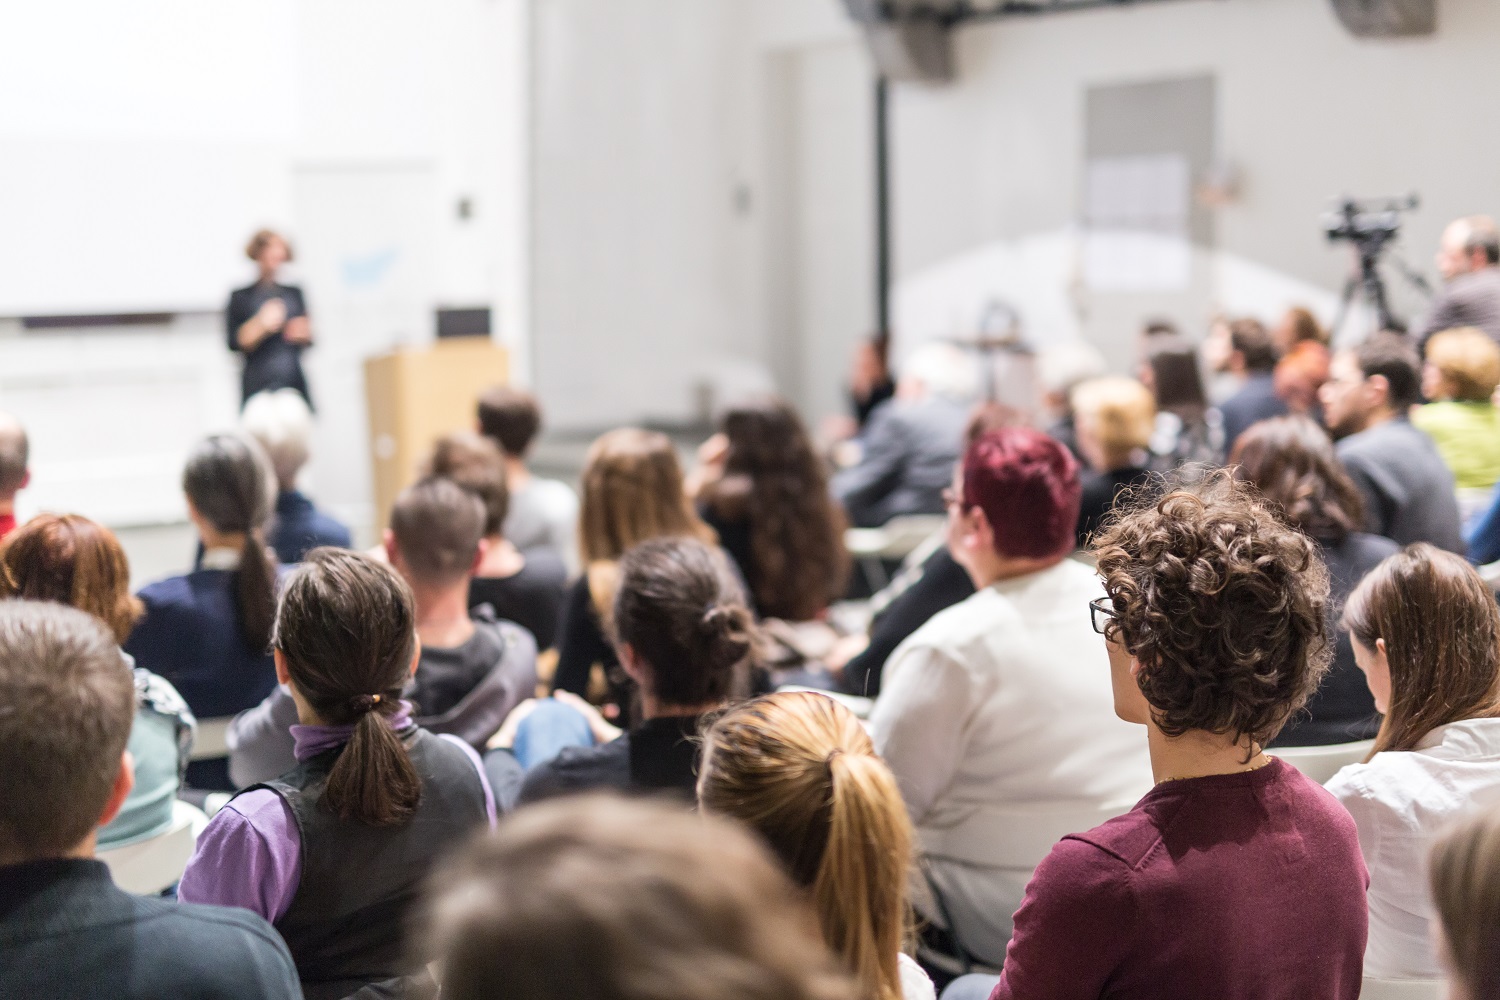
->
[[364, 338, 510, 531]]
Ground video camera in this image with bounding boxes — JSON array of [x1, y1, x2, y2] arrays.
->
[[1323, 194, 1420, 253]]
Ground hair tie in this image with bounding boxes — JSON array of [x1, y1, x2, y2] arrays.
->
[[825, 747, 844, 768], [350, 693, 383, 714]]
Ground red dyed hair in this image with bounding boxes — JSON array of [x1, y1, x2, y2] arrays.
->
[[961, 427, 1081, 559]]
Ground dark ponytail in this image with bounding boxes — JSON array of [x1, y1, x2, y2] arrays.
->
[[275, 548, 422, 826], [612, 537, 756, 709], [183, 434, 277, 653]]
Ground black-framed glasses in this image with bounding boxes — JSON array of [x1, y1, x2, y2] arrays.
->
[[1089, 597, 1117, 635]]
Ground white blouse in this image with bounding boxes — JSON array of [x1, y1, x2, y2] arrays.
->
[[899, 953, 936, 1000], [1325, 717, 1500, 978]]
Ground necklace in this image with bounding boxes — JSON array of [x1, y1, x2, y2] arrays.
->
[[1156, 754, 1273, 785]]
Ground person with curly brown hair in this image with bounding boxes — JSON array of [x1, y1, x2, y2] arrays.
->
[[958, 474, 1368, 1000]]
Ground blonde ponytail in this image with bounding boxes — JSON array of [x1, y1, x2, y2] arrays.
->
[[699, 692, 914, 1000]]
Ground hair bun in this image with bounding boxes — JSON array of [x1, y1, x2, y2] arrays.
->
[[350, 692, 384, 714]]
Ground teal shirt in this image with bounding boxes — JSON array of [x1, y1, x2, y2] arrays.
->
[[1412, 401, 1500, 490], [97, 665, 194, 851]]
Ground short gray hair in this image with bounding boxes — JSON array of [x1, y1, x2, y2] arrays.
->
[[898, 342, 980, 403], [241, 389, 313, 487]]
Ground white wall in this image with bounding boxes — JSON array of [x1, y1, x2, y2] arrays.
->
[[529, 0, 1500, 427], [0, 0, 530, 534]]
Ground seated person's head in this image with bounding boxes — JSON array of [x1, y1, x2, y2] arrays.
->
[[612, 536, 752, 715], [1227, 318, 1278, 375], [1439, 215, 1500, 281], [275, 548, 421, 825], [698, 691, 914, 1000], [1273, 307, 1328, 355], [183, 433, 278, 651], [1093, 474, 1331, 749], [476, 386, 543, 460], [1320, 333, 1422, 438], [1342, 544, 1500, 756], [1429, 803, 1500, 998], [1229, 415, 1364, 544], [0, 601, 136, 866], [241, 389, 316, 492], [581, 428, 710, 565], [1142, 336, 1208, 416], [1422, 327, 1500, 403], [0, 410, 27, 506], [426, 433, 509, 541], [947, 426, 1081, 580], [1070, 376, 1155, 473], [0, 514, 142, 644], [419, 794, 858, 1000], [387, 477, 486, 593]]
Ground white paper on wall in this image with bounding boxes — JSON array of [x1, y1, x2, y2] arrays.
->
[[1082, 154, 1192, 292]]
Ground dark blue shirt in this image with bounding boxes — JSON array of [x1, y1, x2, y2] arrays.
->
[[227, 281, 310, 407], [123, 569, 278, 722], [269, 490, 351, 565], [0, 859, 302, 1000]]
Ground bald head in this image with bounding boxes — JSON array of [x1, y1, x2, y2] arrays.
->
[[0, 412, 27, 499], [1439, 216, 1500, 281]]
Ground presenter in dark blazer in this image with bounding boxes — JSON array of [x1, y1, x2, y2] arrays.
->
[[227, 229, 313, 408]]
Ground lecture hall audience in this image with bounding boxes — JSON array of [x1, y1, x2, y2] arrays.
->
[[1320, 332, 1465, 552], [1230, 417, 1397, 746], [0, 515, 195, 851], [1325, 544, 1500, 980], [950, 474, 1368, 1000], [692, 397, 849, 623], [699, 691, 936, 1000], [1271, 306, 1332, 417], [870, 426, 1152, 965], [425, 431, 567, 650], [123, 433, 281, 791], [0, 601, 301, 1000], [180, 549, 494, 1000], [549, 427, 720, 721], [475, 385, 580, 571], [241, 388, 351, 565], [1207, 317, 1289, 452], [1070, 375, 1158, 546], [507, 535, 754, 806], [833, 342, 975, 528], [1417, 214, 1500, 349]]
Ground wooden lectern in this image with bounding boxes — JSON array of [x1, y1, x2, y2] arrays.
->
[[364, 338, 510, 532]]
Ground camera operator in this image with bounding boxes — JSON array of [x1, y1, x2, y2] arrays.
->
[[1416, 216, 1500, 352]]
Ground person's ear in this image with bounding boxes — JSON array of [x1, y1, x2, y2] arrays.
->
[[19, 469, 29, 490], [273, 647, 292, 686], [967, 506, 997, 556], [1366, 374, 1392, 409], [382, 529, 399, 568], [618, 643, 646, 686], [96, 751, 135, 831], [471, 538, 488, 577], [409, 637, 422, 678]]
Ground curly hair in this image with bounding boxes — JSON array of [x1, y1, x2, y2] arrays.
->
[[1093, 472, 1331, 748], [702, 399, 848, 621]]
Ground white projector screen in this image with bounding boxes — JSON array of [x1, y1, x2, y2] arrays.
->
[[0, 1, 298, 316]]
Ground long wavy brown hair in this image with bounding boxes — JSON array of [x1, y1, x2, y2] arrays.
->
[[0, 514, 143, 644], [1343, 544, 1500, 758], [1229, 415, 1364, 543], [700, 399, 848, 621]]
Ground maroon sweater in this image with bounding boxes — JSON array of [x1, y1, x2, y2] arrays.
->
[[992, 758, 1368, 1000]]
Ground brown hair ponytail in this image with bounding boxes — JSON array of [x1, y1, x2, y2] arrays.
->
[[275, 548, 421, 826], [183, 433, 277, 653], [700, 692, 914, 1000]]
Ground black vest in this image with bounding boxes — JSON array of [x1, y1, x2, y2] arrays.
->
[[245, 727, 488, 1000]]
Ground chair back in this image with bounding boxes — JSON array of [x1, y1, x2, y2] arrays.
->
[[1273, 740, 1376, 785], [97, 799, 208, 895], [1360, 976, 1444, 999], [189, 716, 235, 761]]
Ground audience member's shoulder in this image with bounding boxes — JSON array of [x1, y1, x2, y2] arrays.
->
[[134, 572, 199, 609], [520, 547, 568, 587], [517, 736, 630, 805], [125, 895, 300, 996]]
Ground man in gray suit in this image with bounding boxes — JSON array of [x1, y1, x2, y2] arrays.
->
[[833, 342, 976, 528], [1416, 215, 1500, 351], [1320, 333, 1463, 553]]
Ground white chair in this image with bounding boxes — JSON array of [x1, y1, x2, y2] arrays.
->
[[97, 799, 208, 895], [1272, 739, 1375, 785], [189, 715, 235, 761], [1361, 976, 1444, 999], [846, 515, 947, 590]]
